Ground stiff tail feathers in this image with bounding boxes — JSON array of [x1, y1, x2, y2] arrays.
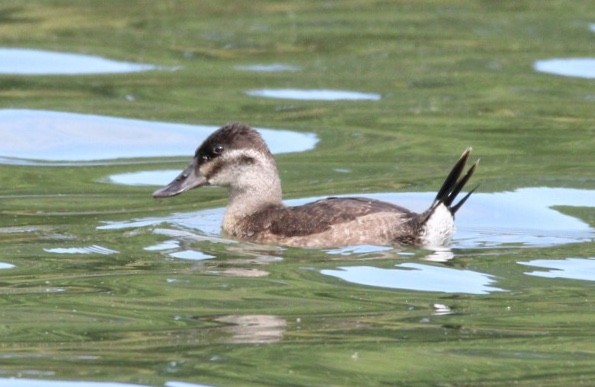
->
[[420, 148, 479, 224]]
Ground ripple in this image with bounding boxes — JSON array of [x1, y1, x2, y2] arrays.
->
[[219, 268, 270, 277], [44, 245, 118, 255], [166, 382, 213, 387], [0, 378, 149, 387], [235, 63, 300, 72], [518, 258, 595, 282], [0, 48, 160, 75], [0, 109, 318, 164], [321, 263, 504, 294], [97, 187, 594, 294], [99, 206, 225, 236], [326, 245, 395, 256], [245, 89, 381, 101], [168, 249, 215, 261], [533, 58, 595, 79], [144, 240, 181, 251], [432, 303, 453, 316]]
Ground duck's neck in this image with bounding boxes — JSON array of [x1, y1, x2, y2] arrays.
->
[[222, 167, 283, 235]]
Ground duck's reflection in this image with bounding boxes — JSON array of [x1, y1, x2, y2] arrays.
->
[[214, 314, 287, 344]]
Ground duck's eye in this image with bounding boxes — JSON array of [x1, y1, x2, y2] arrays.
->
[[213, 145, 224, 155]]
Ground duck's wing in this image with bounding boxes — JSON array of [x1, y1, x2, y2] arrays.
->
[[264, 197, 414, 238]]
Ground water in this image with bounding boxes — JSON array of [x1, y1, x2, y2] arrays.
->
[[533, 58, 595, 79], [0, 48, 160, 75], [531, 23, 595, 79], [0, 380, 153, 387], [0, 109, 318, 163], [235, 64, 300, 72], [245, 89, 381, 101], [98, 188, 595, 248], [108, 171, 182, 186], [519, 258, 595, 281], [322, 263, 504, 294], [1, 3, 594, 386]]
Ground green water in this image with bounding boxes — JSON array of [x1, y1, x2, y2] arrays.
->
[[1, 1, 594, 386]]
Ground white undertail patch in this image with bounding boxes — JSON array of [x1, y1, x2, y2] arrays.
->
[[421, 203, 455, 247]]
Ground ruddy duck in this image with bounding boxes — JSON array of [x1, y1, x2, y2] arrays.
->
[[153, 123, 478, 248]]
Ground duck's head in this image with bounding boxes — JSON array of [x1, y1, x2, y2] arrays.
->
[[153, 123, 279, 198]]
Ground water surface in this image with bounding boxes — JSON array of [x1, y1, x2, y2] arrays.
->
[[321, 263, 504, 294], [1, 2, 594, 386], [0, 48, 159, 75], [245, 89, 381, 100], [100, 187, 595, 249], [108, 170, 183, 186], [94, 187, 594, 295], [0, 109, 318, 163], [533, 58, 595, 79], [235, 63, 300, 72], [519, 258, 595, 281], [532, 23, 595, 79]]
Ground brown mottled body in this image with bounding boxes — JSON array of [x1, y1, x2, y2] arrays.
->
[[229, 198, 421, 247]]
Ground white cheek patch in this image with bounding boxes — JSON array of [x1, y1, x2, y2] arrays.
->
[[199, 160, 220, 182], [225, 149, 267, 164], [201, 149, 271, 186]]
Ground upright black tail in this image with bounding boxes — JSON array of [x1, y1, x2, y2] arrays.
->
[[421, 148, 479, 224], [436, 147, 479, 214]]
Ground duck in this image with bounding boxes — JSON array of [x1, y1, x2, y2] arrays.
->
[[153, 123, 478, 248]]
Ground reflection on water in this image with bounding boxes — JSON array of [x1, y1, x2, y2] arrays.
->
[[322, 263, 504, 294], [144, 240, 181, 251], [109, 170, 181, 186], [324, 244, 455, 262], [43, 245, 118, 255], [245, 89, 381, 101], [0, 376, 215, 386], [143, 232, 218, 261], [218, 268, 270, 277], [214, 315, 286, 344], [99, 207, 223, 235], [0, 379, 150, 387], [0, 48, 160, 75], [432, 303, 453, 316], [0, 262, 15, 270], [168, 249, 215, 261], [166, 382, 212, 387], [0, 109, 318, 163], [532, 24, 595, 79], [453, 187, 595, 247], [533, 58, 595, 79], [235, 63, 300, 72], [519, 258, 595, 282], [326, 245, 395, 256], [94, 187, 595, 294]]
